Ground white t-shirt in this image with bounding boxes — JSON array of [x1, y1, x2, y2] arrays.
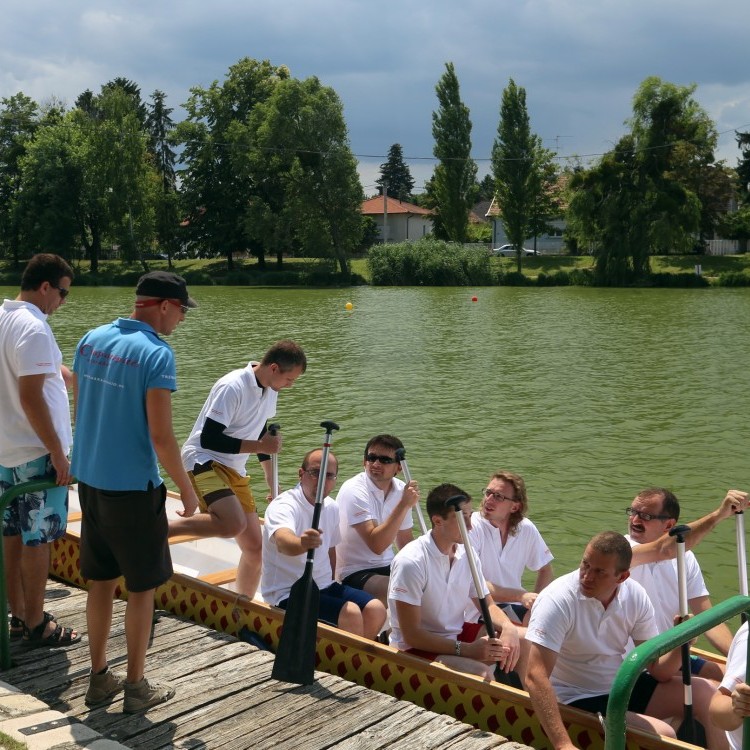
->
[[0, 300, 71, 467], [335, 471, 412, 580], [388, 532, 489, 652], [627, 535, 709, 633], [181, 362, 277, 475], [261, 483, 341, 606], [719, 621, 748, 750], [526, 570, 658, 704], [469, 512, 553, 593]]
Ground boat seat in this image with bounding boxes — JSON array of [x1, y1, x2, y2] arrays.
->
[[169, 533, 204, 545], [199, 568, 237, 586], [67, 511, 83, 523]]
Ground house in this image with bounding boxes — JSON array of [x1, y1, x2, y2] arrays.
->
[[486, 175, 569, 254], [361, 196, 433, 243]]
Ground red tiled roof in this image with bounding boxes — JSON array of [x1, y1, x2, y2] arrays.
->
[[361, 196, 433, 216]]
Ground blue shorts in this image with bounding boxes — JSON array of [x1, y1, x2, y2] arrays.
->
[[1, 455, 68, 546], [279, 581, 375, 626]]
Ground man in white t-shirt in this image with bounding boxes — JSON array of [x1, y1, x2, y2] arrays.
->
[[710, 622, 750, 750], [261, 448, 386, 638], [171, 340, 306, 598], [388, 483, 521, 681], [625, 487, 732, 680], [525, 531, 727, 750], [336, 434, 419, 603], [468, 471, 553, 625], [0, 253, 80, 649]]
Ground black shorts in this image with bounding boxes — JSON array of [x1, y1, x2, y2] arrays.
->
[[79, 481, 172, 593], [341, 564, 392, 590], [567, 672, 659, 716]]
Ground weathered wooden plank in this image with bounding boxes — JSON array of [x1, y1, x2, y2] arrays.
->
[[326, 701, 443, 749], [6, 581, 536, 750], [199, 568, 237, 586]]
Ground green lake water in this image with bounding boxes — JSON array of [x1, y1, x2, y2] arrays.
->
[[6, 283, 750, 608]]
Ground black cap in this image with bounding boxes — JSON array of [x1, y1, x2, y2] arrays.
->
[[135, 271, 197, 308]]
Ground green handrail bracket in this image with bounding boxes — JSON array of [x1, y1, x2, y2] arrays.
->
[[605, 595, 750, 750], [0, 479, 62, 670]]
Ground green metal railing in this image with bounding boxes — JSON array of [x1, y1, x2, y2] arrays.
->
[[0, 478, 63, 670], [605, 595, 750, 750]]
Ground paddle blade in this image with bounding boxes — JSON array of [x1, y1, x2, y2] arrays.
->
[[676, 707, 707, 748], [271, 572, 320, 685]]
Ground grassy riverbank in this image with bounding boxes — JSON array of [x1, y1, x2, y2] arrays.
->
[[2, 252, 749, 287]]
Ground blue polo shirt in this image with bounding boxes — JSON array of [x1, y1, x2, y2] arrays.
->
[[71, 318, 176, 490]]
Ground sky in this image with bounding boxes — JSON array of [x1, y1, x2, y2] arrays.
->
[[3, 0, 750, 198]]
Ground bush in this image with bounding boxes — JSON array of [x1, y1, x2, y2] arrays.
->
[[367, 239, 493, 286], [647, 272, 709, 288], [500, 271, 530, 286], [716, 271, 750, 287], [536, 271, 570, 286]]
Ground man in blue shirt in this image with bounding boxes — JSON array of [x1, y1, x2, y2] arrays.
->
[[71, 271, 199, 713]]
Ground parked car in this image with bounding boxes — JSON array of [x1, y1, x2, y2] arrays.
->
[[492, 244, 536, 257]]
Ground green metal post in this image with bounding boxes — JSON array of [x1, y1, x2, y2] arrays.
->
[[0, 479, 61, 670], [605, 595, 750, 750]]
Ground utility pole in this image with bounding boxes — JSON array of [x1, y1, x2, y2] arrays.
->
[[382, 182, 388, 243]]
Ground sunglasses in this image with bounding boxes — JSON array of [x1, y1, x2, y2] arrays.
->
[[482, 488, 516, 502], [165, 299, 189, 314], [365, 453, 397, 465], [50, 284, 70, 299]]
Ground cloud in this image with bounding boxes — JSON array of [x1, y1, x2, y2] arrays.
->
[[2, 0, 749, 183]]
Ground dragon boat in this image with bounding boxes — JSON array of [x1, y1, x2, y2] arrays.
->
[[48, 487, 725, 750]]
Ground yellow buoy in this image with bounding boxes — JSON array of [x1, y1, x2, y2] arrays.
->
[[345, 302, 353, 311]]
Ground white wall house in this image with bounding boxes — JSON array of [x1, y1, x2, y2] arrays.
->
[[361, 196, 433, 243], [486, 197, 566, 254]]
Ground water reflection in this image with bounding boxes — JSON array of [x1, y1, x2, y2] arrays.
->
[[9, 283, 750, 604]]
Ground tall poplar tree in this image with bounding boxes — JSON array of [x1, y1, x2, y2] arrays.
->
[[492, 78, 556, 271], [431, 62, 476, 242], [376, 143, 414, 201]]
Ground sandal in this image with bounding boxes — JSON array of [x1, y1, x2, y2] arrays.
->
[[21, 617, 81, 650], [9, 610, 54, 640]]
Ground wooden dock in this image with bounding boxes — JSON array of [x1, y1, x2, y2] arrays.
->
[[3, 582, 532, 750]]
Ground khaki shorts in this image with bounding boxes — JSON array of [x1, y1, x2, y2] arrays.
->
[[189, 461, 256, 515]]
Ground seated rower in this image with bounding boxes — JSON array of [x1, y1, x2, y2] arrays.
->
[[525, 531, 729, 750], [625, 487, 732, 681], [387, 483, 520, 681], [710, 621, 750, 750], [468, 471, 553, 625], [335, 434, 420, 604], [261, 448, 386, 639]]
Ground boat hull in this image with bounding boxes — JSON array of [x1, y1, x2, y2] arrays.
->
[[49, 528, 702, 750]]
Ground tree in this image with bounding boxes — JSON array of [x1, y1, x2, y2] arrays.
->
[[0, 93, 39, 263], [431, 62, 477, 242], [239, 75, 363, 274], [147, 90, 179, 262], [737, 131, 750, 206], [476, 174, 496, 202], [14, 115, 83, 259], [376, 143, 414, 201], [70, 83, 159, 272], [566, 77, 718, 283], [174, 58, 284, 269], [492, 78, 557, 270]]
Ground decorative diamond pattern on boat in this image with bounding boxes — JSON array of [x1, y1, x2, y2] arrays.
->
[[49, 534, 642, 750]]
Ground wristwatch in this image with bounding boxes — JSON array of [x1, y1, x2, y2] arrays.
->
[[454, 639, 462, 656]]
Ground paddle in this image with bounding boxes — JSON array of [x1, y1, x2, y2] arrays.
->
[[738, 511, 748, 624], [271, 419, 340, 685], [394, 447, 428, 535], [444, 494, 500, 663], [668, 524, 707, 746], [268, 422, 280, 499]]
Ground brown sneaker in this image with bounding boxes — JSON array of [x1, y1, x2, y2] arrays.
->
[[123, 677, 175, 713], [85, 668, 125, 706]]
